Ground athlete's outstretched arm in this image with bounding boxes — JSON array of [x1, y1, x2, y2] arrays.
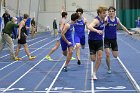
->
[[117, 18, 132, 35]]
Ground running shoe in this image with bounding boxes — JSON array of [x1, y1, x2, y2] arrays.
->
[[29, 56, 36, 60], [91, 73, 97, 80], [63, 66, 67, 72], [45, 55, 53, 61], [14, 57, 22, 61], [107, 69, 112, 74], [71, 57, 76, 60], [77, 60, 81, 65]]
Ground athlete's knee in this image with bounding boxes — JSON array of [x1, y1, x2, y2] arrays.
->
[[106, 52, 110, 58], [97, 55, 102, 61], [113, 55, 118, 58], [112, 51, 118, 58], [76, 45, 81, 49], [91, 59, 96, 62], [0, 46, 3, 51], [19, 46, 21, 49], [17, 45, 21, 49], [69, 50, 73, 55], [90, 55, 96, 62], [63, 51, 67, 56]]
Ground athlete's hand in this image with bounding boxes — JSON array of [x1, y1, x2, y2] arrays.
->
[[97, 30, 103, 35], [128, 32, 133, 35], [18, 36, 20, 40], [24, 34, 27, 38], [67, 41, 72, 45], [26, 26, 30, 29]]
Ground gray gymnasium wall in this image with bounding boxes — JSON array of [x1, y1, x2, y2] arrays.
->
[[5, 0, 39, 18], [4, 0, 18, 16], [38, 0, 114, 32], [3, 0, 114, 32]]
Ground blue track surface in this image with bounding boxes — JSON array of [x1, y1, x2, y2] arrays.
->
[[0, 31, 139, 93]]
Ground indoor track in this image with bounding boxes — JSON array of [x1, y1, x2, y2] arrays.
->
[[0, 31, 140, 93]]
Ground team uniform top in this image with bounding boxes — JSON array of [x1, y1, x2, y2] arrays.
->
[[18, 22, 27, 44], [74, 19, 85, 37], [74, 19, 86, 45], [60, 22, 74, 51], [104, 16, 118, 39], [64, 23, 74, 40], [88, 16, 104, 40]]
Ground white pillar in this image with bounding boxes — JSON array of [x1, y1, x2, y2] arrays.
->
[[36, 0, 40, 31], [114, 0, 116, 8]]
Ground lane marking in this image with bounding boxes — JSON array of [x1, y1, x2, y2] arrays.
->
[[33, 56, 64, 91], [0, 38, 48, 59], [1, 57, 46, 93], [96, 86, 126, 89], [91, 61, 95, 93], [0, 89, 137, 92], [2, 35, 47, 51], [117, 57, 140, 93], [0, 38, 56, 71], [95, 90, 137, 92], [46, 61, 66, 93], [0, 47, 52, 81], [84, 60, 89, 91], [118, 37, 140, 53]]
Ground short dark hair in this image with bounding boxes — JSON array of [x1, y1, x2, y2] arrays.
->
[[76, 8, 83, 14], [71, 13, 79, 21], [23, 14, 29, 19], [108, 6, 116, 11], [61, 12, 68, 17]]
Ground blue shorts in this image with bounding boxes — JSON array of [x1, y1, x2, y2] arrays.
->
[[60, 37, 74, 51], [74, 34, 85, 45]]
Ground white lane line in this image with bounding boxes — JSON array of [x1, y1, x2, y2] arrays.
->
[[3, 89, 137, 93], [95, 90, 137, 92], [1, 57, 46, 93], [46, 62, 66, 93], [0, 37, 48, 58], [117, 57, 140, 93], [84, 59, 89, 91], [33, 55, 64, 91], [1, 37, 57, 92], [7, 90, 92, 93], [91, 61, 95, 93], [0, 38, 48, 71], [2, 35, 47, 51], [0, 47, 52, 82], [0, 38, 56, 71]]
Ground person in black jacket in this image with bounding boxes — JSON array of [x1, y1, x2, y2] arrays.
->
[[31, 17, 36, 38], [2, 10, 11, 27], [53, 18, 58, 37]]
